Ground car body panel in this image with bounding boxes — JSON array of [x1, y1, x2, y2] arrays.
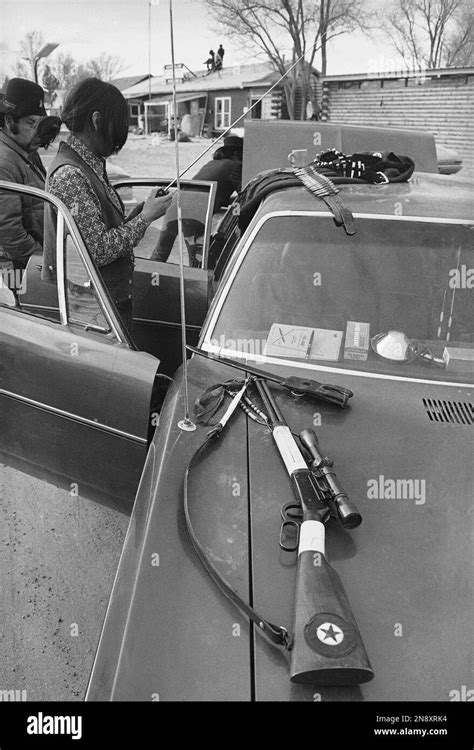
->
[[19, 251, 212, 374], [86, 358, 253, 701], [0, 306, 159, 506], [238, 174, 474, 222], [86, 166, 473, 700], [247, 371, 472, 701], [132, 258, 213, 374], [87, 354, 472, 700], [0, 181, 160, 507]]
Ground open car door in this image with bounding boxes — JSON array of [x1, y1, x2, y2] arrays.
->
[[0, 181, 160, 510], [113, 178, 216, 375]]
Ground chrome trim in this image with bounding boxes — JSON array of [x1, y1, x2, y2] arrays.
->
[[0, 389, 147, 444], [201, 345, 474, 389], [56, 211, 67, 325], [18, 304, 59, 313], [201, 210, 474, 387]]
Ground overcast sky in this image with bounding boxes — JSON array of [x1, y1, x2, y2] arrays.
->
[[1, 0, 394, 81]]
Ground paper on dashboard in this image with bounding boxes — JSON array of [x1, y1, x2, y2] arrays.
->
[[264, 324, 343, 360]]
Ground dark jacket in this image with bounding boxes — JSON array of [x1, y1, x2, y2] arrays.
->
[[193, 158, 242, 210], [0, 131, 46, 267], [43, 141, 133, 313]]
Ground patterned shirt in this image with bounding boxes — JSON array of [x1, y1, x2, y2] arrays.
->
[[48, 134, 148, 267]]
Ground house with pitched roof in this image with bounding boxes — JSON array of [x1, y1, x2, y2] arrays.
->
[[121, 62, 318, 136]]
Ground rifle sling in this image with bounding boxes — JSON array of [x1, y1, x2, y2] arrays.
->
[[184, 433, 292, 650]]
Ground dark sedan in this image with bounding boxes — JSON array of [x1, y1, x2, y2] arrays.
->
[[84, 172, 473, 701]]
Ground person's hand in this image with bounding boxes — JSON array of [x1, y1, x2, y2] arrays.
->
[[141, 190, 173, 224], [125, 201, 144, 222]]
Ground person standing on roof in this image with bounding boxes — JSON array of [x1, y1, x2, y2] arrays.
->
[[205, 50, 215, 72], [217, 44, 225, 64]]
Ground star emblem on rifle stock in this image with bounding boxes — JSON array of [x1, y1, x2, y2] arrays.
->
[[316, 622, 344, 645], [304, 612, 356, 656]]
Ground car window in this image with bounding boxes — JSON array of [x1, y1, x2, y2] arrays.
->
[[0, 184, 117, 337], [205, 213, 474, 384], [0, 185, 59, 319], [114, 182, 214, 267], [64, 235, 112, 334]]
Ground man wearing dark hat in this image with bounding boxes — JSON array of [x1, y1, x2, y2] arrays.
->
[[0, 78, 48, 273], [152, 134, 243, 263]]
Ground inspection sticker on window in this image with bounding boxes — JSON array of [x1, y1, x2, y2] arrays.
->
[[265, 324, 343, 360]]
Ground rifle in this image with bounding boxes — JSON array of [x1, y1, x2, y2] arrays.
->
[[185, 374, 374, 685], [253, 378, 373, 684]]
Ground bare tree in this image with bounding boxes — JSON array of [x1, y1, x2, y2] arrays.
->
[[381, 0, 473, 70], [206, 0, 369, 120], [87, 53, 126, 82], [17, 31, 45, 80], [444, 4, 474, 65], [42, 65, 61, 106], [53, 52, 78, 90], [11, 60, 30, 79]]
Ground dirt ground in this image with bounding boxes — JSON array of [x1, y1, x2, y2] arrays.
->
[[0, 465, 129, 702], [109, 132, 222, 179]]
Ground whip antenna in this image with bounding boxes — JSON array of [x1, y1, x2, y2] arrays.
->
[[164, 38, 322, 190], [169, 0, 195, 432]]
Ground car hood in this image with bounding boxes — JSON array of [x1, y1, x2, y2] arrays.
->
[[87, 357, 472, 701]]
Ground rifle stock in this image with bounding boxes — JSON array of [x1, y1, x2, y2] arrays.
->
[[290, 521, 374, 684]]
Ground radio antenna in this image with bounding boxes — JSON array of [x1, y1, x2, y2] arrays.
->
[[164, 38, 322, 190], [169, 0, 195, 432]]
